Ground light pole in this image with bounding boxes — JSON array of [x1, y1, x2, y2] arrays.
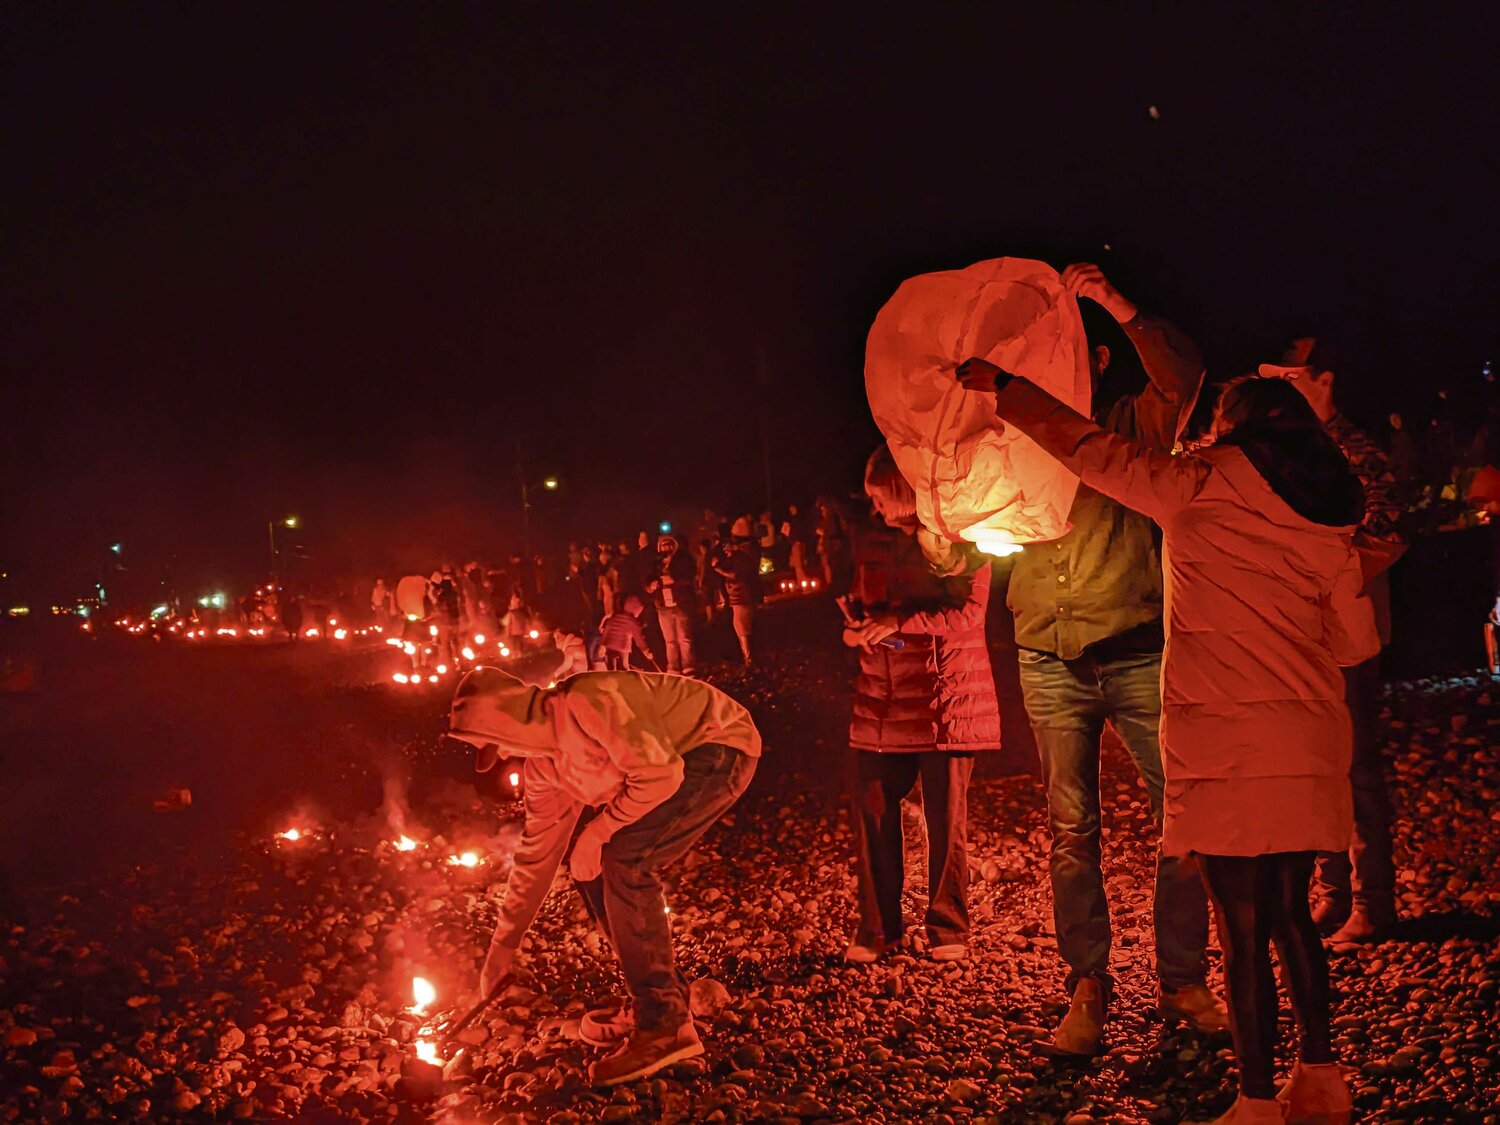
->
[[268, 515, 298, 583], [517, 441, 558, 559]]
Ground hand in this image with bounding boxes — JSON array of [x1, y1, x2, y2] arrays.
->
[[856, 613, 901, 649], [1060, 262, 1138, 323], [841, 626, 866, 649], [956, 357, 1011, 396], [478, 941, 515, 998], [569, 828, 605, 883], [1281, 368, 1337, 423]]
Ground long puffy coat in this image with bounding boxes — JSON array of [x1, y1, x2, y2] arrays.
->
[[993, 379, 1380, 856], [847, 523, 1001, 753]]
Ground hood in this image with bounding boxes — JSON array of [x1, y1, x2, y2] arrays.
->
[[656, 534, 683, 553], [449, 667, 556, 771], [1222, 419, 1365, 527]]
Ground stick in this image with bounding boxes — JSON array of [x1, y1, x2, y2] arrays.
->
[[439, 972, 515, 1046]]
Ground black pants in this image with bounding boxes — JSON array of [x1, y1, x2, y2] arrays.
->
[[851, 750, 974, 948], [1200, 852, 1333, 1099]]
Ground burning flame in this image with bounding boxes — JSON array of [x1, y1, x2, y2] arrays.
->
[[414, 1038, 439, 1065], [395, 835, 418, 852], [410, 976, 436, 1015], [277, 828, 303, 842], [507, 771, 521, 788], [448, 851, 480, 868]]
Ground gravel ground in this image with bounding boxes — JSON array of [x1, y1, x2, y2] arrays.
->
[[0, 621, 1496, 1123]]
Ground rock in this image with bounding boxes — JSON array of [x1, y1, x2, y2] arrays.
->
[[947, 1077, 982, 1103], [689, 977, 732, 1018], [217, 1026, 246, 1055]]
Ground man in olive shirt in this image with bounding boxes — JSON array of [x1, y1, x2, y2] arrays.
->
[[1011, 264, 1226, 1056]]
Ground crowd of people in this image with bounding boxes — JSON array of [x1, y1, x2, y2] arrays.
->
[[446, 262, 1475, 1125]]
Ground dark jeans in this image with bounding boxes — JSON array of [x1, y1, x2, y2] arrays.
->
[[575, 743, 756, 1031], [1018, 646, 1209, 994], [851, 750, 975, 947], [1313, 655, 1395, 920], [1201, 852, 1331, 1099]]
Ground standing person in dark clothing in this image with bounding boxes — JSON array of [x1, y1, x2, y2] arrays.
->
[[647, 535, 697, 675], [781, 503, 813, 583], [695, 537, 724, 627], [715, 518, 764, 666], [280, 590, 304, 641], [843, 445, 1002, 964], [1260, 336, 1407, 947], [1003, 263, 1224, 1055], [816, 496, 852, 590]]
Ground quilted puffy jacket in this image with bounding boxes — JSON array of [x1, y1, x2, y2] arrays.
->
[[847, 523, 1001, 753]]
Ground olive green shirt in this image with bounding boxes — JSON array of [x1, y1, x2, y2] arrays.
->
[[1008, 311, 1205, 659]]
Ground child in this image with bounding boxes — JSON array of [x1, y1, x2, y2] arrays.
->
[[448, 667, 761, 1086], [961, 359, 1376, 1125], [599, 595, 654, 671]]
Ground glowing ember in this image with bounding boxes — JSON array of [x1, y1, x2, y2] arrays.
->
[[394, 835, 418, 851], [410, 976, 436, 1015], [508, 771, 521, 788], [473, 633, 486, 644], [448, 851, 480, 868], [392, 672, 410, 684], [277, 828, 303, 842]]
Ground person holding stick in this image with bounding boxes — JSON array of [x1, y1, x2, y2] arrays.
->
[[447, 667, 761, 1086]]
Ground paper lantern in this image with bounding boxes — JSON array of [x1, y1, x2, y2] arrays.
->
[[865, 257, 1092, 554], [395, 575, 429, 619]]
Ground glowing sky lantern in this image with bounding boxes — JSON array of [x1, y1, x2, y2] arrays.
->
[[864, 257, 1092, 554]]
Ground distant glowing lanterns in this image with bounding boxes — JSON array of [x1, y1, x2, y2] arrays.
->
[[333, 628, 348, 640], [427, 675, 439, 684], [429, 625, 439, 637], [386, 637, 403, 647], [461, 646, 476, 661], [499, 646, 511, 657], [528, 629, 540, 640], [392, 672, 410, 684], [473, 633, 486, 645], [304, 627, 321, 639], [410, 977, 436, 1016], [403, 642, 417, 656], [435, 664, 448, 675]]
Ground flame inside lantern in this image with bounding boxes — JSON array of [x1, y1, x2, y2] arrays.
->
[[508, 771, 521, 788], [410, 976, 436, 1015]]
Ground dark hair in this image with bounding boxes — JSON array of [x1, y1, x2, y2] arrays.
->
[[863, 443, 917, 520], [1213, 375, 1323, 436]]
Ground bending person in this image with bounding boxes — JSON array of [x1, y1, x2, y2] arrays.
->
[[448, 667, 760, 1086], [958, 360, 1375, 1125]]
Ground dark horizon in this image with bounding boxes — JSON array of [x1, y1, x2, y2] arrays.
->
[[5, 3, 1497, 601]]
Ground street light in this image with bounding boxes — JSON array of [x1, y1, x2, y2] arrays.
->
[[268, 516, 299, 581]]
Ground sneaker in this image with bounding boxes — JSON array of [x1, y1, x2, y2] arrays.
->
[[588, 1021, 704, 1086], [1328, 908, 1392, 949], [1278, 1061, 1353, 1125], [1157, 982, 1231, 1034], [929, 943, 967, 962], [1036, 977, 1105, 1058], [1185, 1094, 1286, 1124], [580, 1004, 634, 1047], [844, 939, 886, 964]]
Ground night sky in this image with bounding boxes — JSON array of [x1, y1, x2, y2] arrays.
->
[[4, 4, 1497, 598]]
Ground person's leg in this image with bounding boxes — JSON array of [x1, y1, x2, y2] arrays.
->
[[677, 610, 697, 675], [1200, 854, 1280, 1100], [1267, 851, 1333, 1064], [918, 752, 976, 947], [850, 750, 920, 948], [1342, 656, 1395, 923], [1017, 651, 1113, 993], [1100, 651, 1210, 991], [598, 744, 757, 1030], [658, 607, 683, 672], [732, 604, 753, 663]]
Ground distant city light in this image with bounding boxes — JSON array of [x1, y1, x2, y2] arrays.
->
[[543, 477, 559, 491], [109, 543, 122, 555]]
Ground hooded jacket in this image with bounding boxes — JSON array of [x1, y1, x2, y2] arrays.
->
[[449, 668, 761, 951], [992, 377, 1379, 857], [649, 536, 698, 613]]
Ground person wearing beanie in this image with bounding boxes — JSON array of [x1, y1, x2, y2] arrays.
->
[[958, 359, 1376, 1125], [448, 667, 761, 1086]]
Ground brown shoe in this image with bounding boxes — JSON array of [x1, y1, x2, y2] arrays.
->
[[1037, 977, 1105, 1058], [1328, 908, 1392, 949], [579, 1004, 634, 1047], [1278, 1061, 1353, 1125], [588, 1020, 703, 1086], [1157, 982, 1231, 1033]]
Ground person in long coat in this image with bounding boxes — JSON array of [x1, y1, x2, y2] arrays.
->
[[959, 361, 1376, 1125]]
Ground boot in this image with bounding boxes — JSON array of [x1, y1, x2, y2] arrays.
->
[[1278, 1061, 1353, 1125], [1038, 977, 1105, 1057], [1311, 895, 1350, 936], [1185, 1094, 1286, 1124], [1328, 907, 1392, 948], [589, 1020, 703, 1085], [1157, 982, 1231, 1033]]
